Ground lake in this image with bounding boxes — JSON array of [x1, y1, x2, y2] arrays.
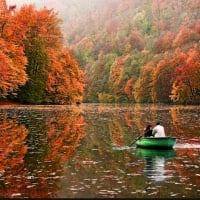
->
[[0, 103, 199, 198]]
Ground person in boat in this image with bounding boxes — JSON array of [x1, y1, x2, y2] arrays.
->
[[143, 124, 153, 137], [152, 122, 166, 137]]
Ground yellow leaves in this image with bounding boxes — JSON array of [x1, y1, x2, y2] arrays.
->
[[98, 93, 114, 103], [0, 12, 28, 98], [110, 55, 130, 84], [14, 5, 63, 49], [46, 47, 85, 104], [170, 82, 185, 103], [0, 38, 28, 97]]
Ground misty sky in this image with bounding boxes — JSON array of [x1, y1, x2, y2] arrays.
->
[[6, 0, 98, 11], [7, 0, 61, 11], [6, 0, 100, 20]]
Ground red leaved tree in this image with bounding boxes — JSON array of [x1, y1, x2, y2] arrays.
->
[[170, 45, 200, 104]]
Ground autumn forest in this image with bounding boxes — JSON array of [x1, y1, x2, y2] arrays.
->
[[1, 0, 200, 105], [0, 4, 84, 104]]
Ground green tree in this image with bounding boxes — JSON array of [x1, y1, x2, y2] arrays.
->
[[17, 39, 48, 104]]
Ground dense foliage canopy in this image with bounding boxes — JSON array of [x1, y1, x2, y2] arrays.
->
[[0, 5, 85, 104], [1, 0, 199, 105], [65, 0, 200, 104]]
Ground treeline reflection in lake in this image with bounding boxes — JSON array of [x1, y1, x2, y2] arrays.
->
[[0, 104, 199, 198]]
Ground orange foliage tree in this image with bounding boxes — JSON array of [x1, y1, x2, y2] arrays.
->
[[151, 52, 176, 103], [124, 77, 135, 100], [1, 5, 85, 104], [0, 15, 28, 98], [129, 30, 145, 51], [46, 48, 85, 104], [170, 45, 200, 104], [154, 31, 175, 53], [109, 55, 131, 102]]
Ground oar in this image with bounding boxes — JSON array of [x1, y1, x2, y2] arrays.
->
[[129, 135, 142, 147]]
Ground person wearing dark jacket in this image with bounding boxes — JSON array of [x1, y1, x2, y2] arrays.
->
[[143, 125, 153, 137]]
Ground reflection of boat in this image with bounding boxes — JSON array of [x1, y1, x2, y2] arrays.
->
[[135, 137, 176, 149], [136, 148, 176, 182], [136, 148, 176, 159]]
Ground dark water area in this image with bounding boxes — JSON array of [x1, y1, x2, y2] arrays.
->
[[0, 103, 199, 198]]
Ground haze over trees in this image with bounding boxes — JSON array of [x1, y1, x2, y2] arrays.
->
[[1, 0, 200, 105], [64, 0, 200, 105]]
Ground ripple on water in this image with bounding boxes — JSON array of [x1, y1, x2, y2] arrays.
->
[[26, 184, 36, 189], [99, 189, 118, 197], [175, 143, 200, 149], [196, 174, 200, 176], [170, 192, 180, 197], [11, 193, 21, 197]]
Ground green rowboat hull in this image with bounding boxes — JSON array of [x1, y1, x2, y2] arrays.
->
[[135, 137, 176, 149]]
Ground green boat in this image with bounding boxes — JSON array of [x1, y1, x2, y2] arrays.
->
[[135, 137, 176, 149]]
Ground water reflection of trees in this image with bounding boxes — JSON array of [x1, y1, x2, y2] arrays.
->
[[170, 107, 200, 138], [0, 104, 199, 198], [0, 115, 28, 172], [0, 114, 28, 197], [173, 149, 200, 187], [0, 108, 85, 198], [71, 104, 200, 198], [95, 104, 200, 146]]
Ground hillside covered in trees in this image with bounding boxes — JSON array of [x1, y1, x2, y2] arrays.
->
[[1, 0, 200, 105], [64, 0, 200, 104]]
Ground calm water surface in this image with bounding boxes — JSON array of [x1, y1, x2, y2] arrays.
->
[[0, 103, 199, 198]]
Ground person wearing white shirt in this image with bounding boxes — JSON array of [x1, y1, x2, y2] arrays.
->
[[152, 122, 166, 137]]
